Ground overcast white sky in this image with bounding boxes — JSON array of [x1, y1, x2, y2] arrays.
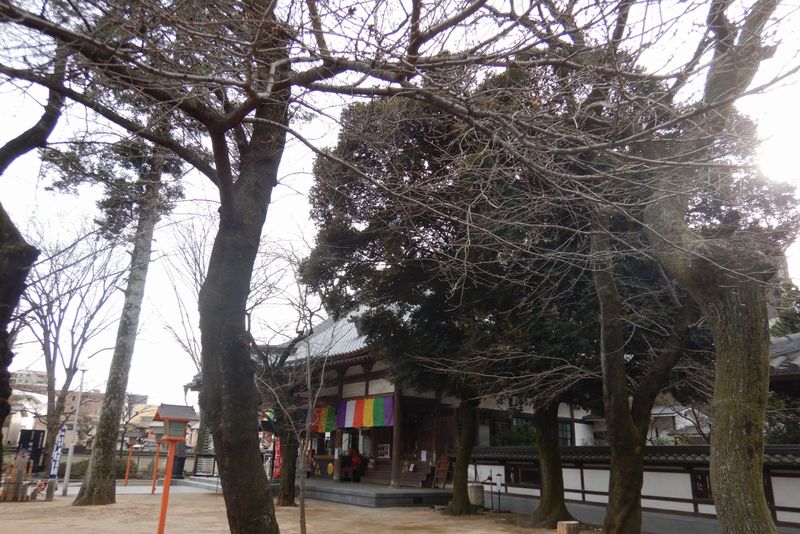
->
[[1, 16, 799, 409]]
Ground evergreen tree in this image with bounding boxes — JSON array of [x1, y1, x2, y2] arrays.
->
[[40, 139, 183, 505], [770, 283, 800, 337]]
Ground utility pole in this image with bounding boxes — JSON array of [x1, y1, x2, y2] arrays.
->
[[61, 369, 86, 496]]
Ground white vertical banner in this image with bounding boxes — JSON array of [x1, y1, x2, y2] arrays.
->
[[49, 427, 67, 479]]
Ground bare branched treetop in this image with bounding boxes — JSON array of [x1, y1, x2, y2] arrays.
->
[[2, 2, 796, 260]]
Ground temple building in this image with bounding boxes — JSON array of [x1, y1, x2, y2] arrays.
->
[[277, 307, 593, 486], [286, 308, 458, 485]]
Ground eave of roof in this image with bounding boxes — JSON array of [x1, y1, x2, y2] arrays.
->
[[154, 403, 198, 422], [770, 333, 800, 376], [290, 306, 370, 361], [466, 445, 800, 467]]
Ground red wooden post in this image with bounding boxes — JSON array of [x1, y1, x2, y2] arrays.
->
[[124, 446, 134, 486], [157, 440, 177, 534], [151, 441, 161, 494], [150, 403, 198, 528]]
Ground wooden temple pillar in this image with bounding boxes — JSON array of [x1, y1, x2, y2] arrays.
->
[[333, 430, 343, 480], [431, 391, 441, 464], [390, 384, 403, 487], [363, 362, 374, 459], [333, 368, 346, 481]]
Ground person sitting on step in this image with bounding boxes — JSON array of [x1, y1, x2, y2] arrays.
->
[[350, 448, 363, 483]]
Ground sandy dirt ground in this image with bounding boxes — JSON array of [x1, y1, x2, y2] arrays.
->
[[0, 491, 592, 533]]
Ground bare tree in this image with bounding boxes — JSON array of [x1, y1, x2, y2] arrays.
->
[[163, 214, 215, 376], [641, 3, 793, 531], [0, 47, 65, 472], [0, 2, 574, 529], [17, 227, 125, 495], [253, 245, 324, 518], [255, 284, 332, 534], [163, 211, 289, 477], [163, 211, 288, 375]]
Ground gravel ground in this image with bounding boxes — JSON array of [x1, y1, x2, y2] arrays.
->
[[0, 489, 593, 533]]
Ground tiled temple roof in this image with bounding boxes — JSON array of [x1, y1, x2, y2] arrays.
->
[[770, 332, 800, 377], [467, 445, 800, 468], [291, 307, 370, 361]]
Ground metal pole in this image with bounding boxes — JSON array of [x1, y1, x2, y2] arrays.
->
[[496, 473, 502, 511], [487, 469, 494, 511], [62, 369, 86, 497]]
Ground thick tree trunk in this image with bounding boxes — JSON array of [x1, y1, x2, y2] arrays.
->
[[199, 209, 280, 533], [640, 5, 780, 532], [448, 397, 478, 515], [74, 173, 160, 506], [672, 272, 776, 532], [644, 169, 777, 534], [531, 402, 574, 528], [278, 427, 298, 506], [646, 237, 777, 534], [605, 432, 646, 533], [0, 202, 39, 474], [704, 282, 774, 533], [591, 217, 646, 534], [198, 95, 287, 532]]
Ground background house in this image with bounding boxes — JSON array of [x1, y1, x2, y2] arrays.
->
[[2, 391, 46, 448]]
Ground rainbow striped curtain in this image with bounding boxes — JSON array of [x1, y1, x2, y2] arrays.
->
[[312, 406, 337, 433], [337, 396, 394, 428]]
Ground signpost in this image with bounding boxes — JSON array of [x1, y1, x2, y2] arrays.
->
[[62, 368, 86, 497], [45, 427, 66, 501]]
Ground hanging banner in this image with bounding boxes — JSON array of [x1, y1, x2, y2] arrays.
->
[[311, 406, 337, 433], [337, 396, 394, 428], [49, 427, 67, 479], [271, 438, 282, 479]]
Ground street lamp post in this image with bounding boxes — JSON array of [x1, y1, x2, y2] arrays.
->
[[61, 368, 86, 497]]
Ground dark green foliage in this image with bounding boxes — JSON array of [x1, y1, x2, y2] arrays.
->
[[770, 283, 800, 337], [41, 139, 183, 236], [304, 98, 477, 390], [766, 392, 800, 444], [494, 423, 537, 446]]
